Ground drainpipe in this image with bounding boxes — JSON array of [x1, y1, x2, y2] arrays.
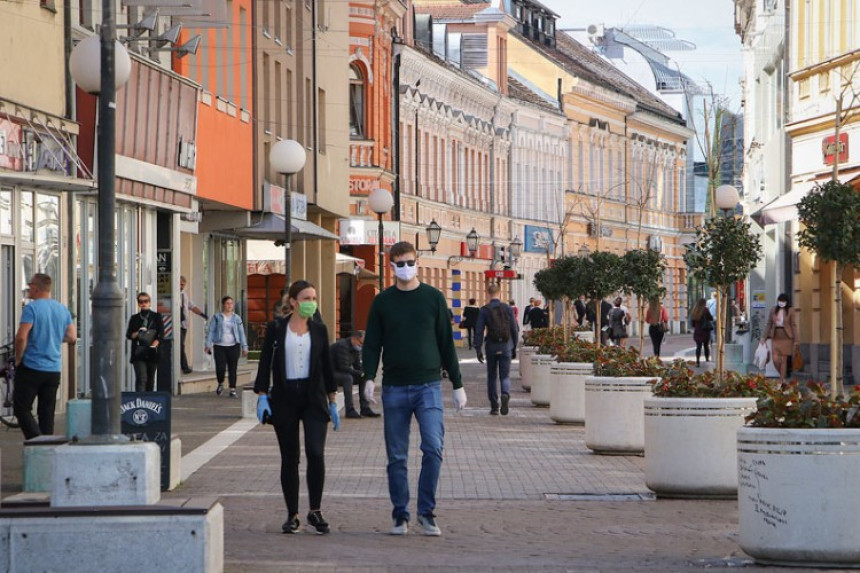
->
[[63, 0, 73, 119], [392, 42, 402, 222], [312, 0, 319, 203]]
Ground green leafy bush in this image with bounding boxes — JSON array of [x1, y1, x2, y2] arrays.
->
[[592, 346, 665, 378], [522, 326, 565, 355], [651, 362, 770, 398], [555, 338, 601, 363], [746, 381, 860, 428]]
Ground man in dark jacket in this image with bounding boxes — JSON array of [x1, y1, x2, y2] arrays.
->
[[527, 300, 549, 329], [461, 299, 480, 350], [474, 283, 519, 416], [330, 331, 379, 418]]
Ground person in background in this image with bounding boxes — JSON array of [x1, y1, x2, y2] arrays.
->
[[125, 292, 164, 393], [205, 296, 249, 398], [363, 241, 466, 537], [508, 300, 519, 323], [761, 293, 799, 384], [645, 297, 669, 358], [523, 297, 535, 329], [461, 299, 480, 350], [14, 274, 76, 439], [706, 292, 718, 343], [330, 330, 379, 419], [607, 297, 630, 347], [690, 298, 714, 367], [179, 275, 207, 375], [474, 283, 519, 416], [574, 296, 587, 326], [254, 280, 338, 535], [527, 299, 549, 329]]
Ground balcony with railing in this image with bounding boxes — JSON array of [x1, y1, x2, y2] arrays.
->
[[350, 140, 375, 168]]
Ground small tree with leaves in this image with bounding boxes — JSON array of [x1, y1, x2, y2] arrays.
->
[[580, 251, 625, 347], [533, 264, 565, 330], [553, 255, 588, 343], [684, 216, 762, 378], [622, 249, 667, 351], [798, 180, 860, 397]]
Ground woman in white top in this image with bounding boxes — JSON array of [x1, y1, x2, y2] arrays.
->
[[253, 280, 338, 535], [204, 296, 248, 397]]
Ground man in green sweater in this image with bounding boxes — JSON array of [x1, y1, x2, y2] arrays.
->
[[362, 241, 467, 537]]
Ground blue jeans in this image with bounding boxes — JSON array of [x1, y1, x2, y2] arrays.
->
[[383, 381, 444, 521], [485, 350, 511, 409]]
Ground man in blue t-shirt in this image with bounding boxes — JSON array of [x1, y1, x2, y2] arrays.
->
[[14, 274, 76, 439]]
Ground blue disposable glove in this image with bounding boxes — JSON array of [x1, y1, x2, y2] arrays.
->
[[256, 395, 272, 425], [329, 402, 341, 431]]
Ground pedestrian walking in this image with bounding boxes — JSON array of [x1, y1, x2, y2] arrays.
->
[[574, 296, 587, 326], [508, 300, 519, 322], [645, 297, 669, 358], [527, 299, 549, 329], [126, 292, 164, 393], [690, 298, 714, 367], [587, 298, 612, 344], [706, 292, 718, 343], [761, 293, 799, 384], [13, 274, 76, 439], [179, 275, 208, 374], [205, 296, 249, 398], [254, 280, 339, 535], [460, 299, 480, 350], [607, 297, 630, 347], [474, 283, 519, 416], [522, 297, 535, 329], [362, 241, 466, 537], [330, 330, 379, 419]]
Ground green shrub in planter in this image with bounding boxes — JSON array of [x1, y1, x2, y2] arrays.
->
[[652, 363, 770, 398], [746, 381, 860, 428], [592, 346, 665, 378]]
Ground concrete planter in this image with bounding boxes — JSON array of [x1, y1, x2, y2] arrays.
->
[[584, 376, 658, 454], [549, 362, 593, 424], [643, 397, 757, 498], [529, 354, 554, 407], [519, 346, 537, 391], [737, 427, 860, 567], [573, 330, 595, 343]]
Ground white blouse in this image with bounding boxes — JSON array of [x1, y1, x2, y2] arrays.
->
[[218, 314, 237, 346], [285, 326, 311, 379]]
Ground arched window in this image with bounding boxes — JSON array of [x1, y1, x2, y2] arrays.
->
[[349, 64, 365, 138]]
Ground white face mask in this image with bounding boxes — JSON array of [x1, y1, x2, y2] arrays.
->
[[393, 263, 418, 282], [777, 301, 787, 308]]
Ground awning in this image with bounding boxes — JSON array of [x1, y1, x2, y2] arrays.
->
[[751, 181, 819, 226], [0, 171, 97, 192], [248, 254, 379, 280], [232, 212, 339, 242]]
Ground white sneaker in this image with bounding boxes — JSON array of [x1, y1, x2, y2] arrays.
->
[[391, 517, 408, 535], [417, 513, 441, 536]]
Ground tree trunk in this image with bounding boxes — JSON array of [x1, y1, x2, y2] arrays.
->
[[832, 264, 844, 397]]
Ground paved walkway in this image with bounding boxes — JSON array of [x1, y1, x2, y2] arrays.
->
[[6, 335, 827, 571]]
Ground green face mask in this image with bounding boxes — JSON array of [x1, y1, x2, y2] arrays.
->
[[298, 301, 317, 319]]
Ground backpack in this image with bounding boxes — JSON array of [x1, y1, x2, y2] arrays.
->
[[485, 303, 511, 343]]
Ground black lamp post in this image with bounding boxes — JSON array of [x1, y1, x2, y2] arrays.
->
[[425, 219, 442, 253], [368, 188, 394, 291], [715, 184, 741, 344], [69, 26, 132, 438], [269, 140, 307, 288]]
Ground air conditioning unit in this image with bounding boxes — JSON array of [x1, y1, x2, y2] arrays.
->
[[587, 24, 605, 45]]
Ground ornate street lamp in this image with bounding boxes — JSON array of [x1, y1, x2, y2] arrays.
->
[[269, 140, 307, 287], [466, 228, 479, 256], [368, 188, 394, 291], [69, 30, 132, 438], [425, 219, 442, 253], [509, 235, 523, 261]]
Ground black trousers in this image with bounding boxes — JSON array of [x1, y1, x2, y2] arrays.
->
[[213, 344, 241, 388], [273, 388, 328, 516], [13, 364, 60, 440], [466, 327, 475, 349], [334, 371, 368, 414], [133, 359, 158, 392], [180, 327, 190, 371], [648, 325, 665, 357]]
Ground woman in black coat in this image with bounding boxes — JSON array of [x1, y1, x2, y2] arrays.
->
[[254, 280, 338, 535], [125, 292, 164, 392]]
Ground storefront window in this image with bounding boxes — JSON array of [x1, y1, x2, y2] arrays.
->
[[20, 191, 33, 243], [0, 189, 11, 235], [36, 194, 60, 281], [21, 252, 33, 301]]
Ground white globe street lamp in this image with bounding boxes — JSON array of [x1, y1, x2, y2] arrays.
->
[[715, 184, 740, 215], [368, 188, 394, 291], [69, 36, 132, 94], [269, 140, 307, 288]]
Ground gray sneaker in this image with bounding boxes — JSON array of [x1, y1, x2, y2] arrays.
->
[[391, 517, 408, 535], [417, 513, 441, 536]]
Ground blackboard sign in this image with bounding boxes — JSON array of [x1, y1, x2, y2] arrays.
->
[[121, 392, 171, 491]]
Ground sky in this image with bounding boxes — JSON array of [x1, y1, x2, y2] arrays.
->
[[537, 0, 744, 108]]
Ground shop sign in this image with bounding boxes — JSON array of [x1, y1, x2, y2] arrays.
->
[[0, 119, 70, 174], [823, 133, 849, 165], [339, 218, 399, 246], [524, 225, 553, 253], [484, 269, 522, 279], [349, 177, 384, 195], [263, 181, 308, 220]]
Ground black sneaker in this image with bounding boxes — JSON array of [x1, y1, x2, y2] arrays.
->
[[360, 409, 381, 418], [216, 383, 224, 396], [391, 516, 408, 535], [500, 393, 510, 416], [346, 411, 362, 419], [229, 389, 238, 398], [182, 368, 193, 375], [417, 513, 441, 536], [490, 408, 499, 416], [307, 510, 330, 534], [282, 514, 300, 534]]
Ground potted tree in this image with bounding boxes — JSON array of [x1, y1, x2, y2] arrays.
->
[[549, 338, 600, 424], [622, 249, 666, 352], [581, 251, 625, 347], [584, 348, 665, 454], [523, 326, 564, 404], [643, 366, 767, 498], [737, 382, 860, 566]]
